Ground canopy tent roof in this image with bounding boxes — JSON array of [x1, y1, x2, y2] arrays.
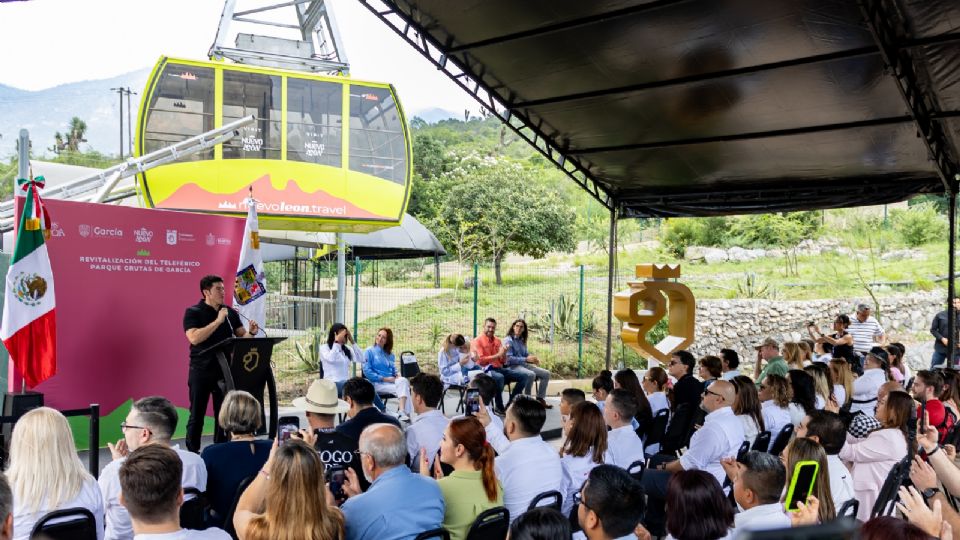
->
[[260, 213, 447, 260], [360, 0, 960, 217]]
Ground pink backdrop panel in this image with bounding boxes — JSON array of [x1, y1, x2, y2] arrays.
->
[[12, 199, 244, 414]]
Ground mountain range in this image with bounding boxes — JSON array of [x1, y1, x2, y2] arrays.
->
[[0, 68, 459, 159]]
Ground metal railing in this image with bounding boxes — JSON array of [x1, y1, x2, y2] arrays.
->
[[0, 403, 100, 477]]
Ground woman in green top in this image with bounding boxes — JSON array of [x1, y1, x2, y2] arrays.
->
[[419, 416, 503, 540]]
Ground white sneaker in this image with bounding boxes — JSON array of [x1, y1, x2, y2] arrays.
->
[[397, 412, 410, 423]]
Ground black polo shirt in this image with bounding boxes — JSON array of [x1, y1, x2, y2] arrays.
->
[[183, 300, 242, 371]]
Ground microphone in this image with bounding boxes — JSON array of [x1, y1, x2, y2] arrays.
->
[[225, 304, 268, 337]]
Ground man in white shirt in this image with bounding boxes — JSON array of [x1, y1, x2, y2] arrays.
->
[[406, 373, 450, 471], [602, 389, 645, 468], [477, 395, 562, 522], [731, 451, 790, 538], [795, 410, 855, 510], [99, 396, 208, 540], [848, 303, 885, 357], [720, 349, 740, 380], [119, 445, 228, 539], [577, 465, 646, 540], [641, 380, 743, 536]]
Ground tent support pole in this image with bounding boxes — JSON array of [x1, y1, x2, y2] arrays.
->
[[605, 202, 618, 370], [336, 233, 346, 323], [949, 189, 957, 368]]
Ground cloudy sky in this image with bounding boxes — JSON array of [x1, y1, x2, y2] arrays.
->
[[0, 0, 478, 114]]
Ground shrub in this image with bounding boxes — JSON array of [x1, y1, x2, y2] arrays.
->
[[661, 216, 730, 256], [892, 202, 946, 247]]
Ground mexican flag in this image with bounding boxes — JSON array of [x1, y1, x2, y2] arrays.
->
[[234, 196, 266, 332], [0, 178, 56, 387]]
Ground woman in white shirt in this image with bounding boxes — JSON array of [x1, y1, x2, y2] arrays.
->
[[641, 367, 670, 417], [850, 351, 889, 417], [787, 370, 817, 426], [559, 401, 608, 517], [437, 333, 478, 386], [804, 363, 835, 410], [829, 359, 854, 409], [320, 323, 364, 395], [839, 391, 912, 522], [758, 374, 793, 446], [7, 407, 105, 540], [731, 376, 766, 445]]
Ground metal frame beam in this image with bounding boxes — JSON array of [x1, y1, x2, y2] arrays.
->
[[357, 0, 616, 210]]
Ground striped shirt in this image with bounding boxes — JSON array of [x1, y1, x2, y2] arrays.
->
[[847, 316, 884, 353]]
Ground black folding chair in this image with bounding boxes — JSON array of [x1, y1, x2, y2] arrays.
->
[[401, 351, 421, 378], [180, 487, 207, 530], [414, 528, 450, 540], [751, 431, 771, 452], [527, 490, 562, 512], [221, 475, 256, 539], [440, 383, 467, 414], [768, 424, 795, 456], [644, 408, 670, 450], [30, 507, 98, 540], [871, 456, 912, 518], [466, 506, 510, 540], [837, 498, 859, 519], [627, 459, 646, 483]]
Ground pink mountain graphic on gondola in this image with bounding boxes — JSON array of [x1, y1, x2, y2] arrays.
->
[[156, 174, 389, 219]]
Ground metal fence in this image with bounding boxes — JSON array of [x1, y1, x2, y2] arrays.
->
[[268, 258, 646, 380]]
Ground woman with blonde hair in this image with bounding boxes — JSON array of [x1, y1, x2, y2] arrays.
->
[[804, 363, 835, 410], [234, 438, 344, 540], [783, 342, 805, 370], [437, 333, 478, 386], [782, 437, 836, 523], [6, 407, 105, 540], [420, 416, 502, 540], [828, 359, 853, 408]]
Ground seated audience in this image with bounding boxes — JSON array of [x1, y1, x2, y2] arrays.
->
[[437, 333, 478, 386], [470, 374, 504, 433], [758, 374, 792, 448], [559, 388, 586, 424], [795, 410, 855, 510], [698, 355, 723, 390], [912, 370, 951, 442], [641, 367, 670, 416], [7, 407, 104, 540], [200, 391, 271, 528], [787, 369, 817, 425], [341, 424, 444, 540], [504, 318, 552, 408], [121, 445, 229, 539], [509, 507, 571, 540], [805, 363, 834, 410], [800, 339, 816, 366], [720, 348, 741, 380], [850, 349, 889, 416], [363, 327, 412, 420], [939, 368, 960, 418], [419, 416, 502, 540], [847, 381, 903, 440], [559, 401, 608, 516], [99, 396, 207, 540], [732, 375, 766, 445], [886, 342, 908, 384], [665, 470, 733, 540], [613, 369, 653, 436], [839, 390, 913, 521], [602, 389, 645, 468], [576, 465, 646, 540], [336, 377, 401, 443], [320, 323, 364, 395], [406, 373, 450, 471], [727, 451, 789, 535], [642, 381, 743, 535], [813, 340, 833, 363], [754, 337, 788, 384], [473, 317, 528, 414], [828, 358, 854, 409], [591, 371, 614, 412], [0, 474, 11, 540], [783, 437, 836, 523], [233, 438, 344, 540], [783, 341, 805, 370], [291, 379, 364, 495], [668, 351, 702, 410], [478, 396, 562, 522]]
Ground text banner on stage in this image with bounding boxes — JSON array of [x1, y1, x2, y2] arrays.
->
[[11, 199, 243, 441]]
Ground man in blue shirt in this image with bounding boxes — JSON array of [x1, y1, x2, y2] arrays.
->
[[341, 423, 444, 540]]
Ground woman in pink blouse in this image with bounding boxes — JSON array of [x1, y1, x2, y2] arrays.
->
[[838, 391, 914, 521]]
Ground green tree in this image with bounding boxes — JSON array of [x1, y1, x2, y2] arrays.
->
[[438, 157, 576, 284], [66, 117, 88, 152]]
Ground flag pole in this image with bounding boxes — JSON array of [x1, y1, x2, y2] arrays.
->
[[17, 130, 29, 395]]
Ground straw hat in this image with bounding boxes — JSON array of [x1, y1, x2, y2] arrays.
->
[[292, 379, 349, 414]]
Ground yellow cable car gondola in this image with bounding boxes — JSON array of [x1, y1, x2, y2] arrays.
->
[[135, 57, 411, 232]]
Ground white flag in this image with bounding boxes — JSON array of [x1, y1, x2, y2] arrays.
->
[[234, 197, 266, 333]]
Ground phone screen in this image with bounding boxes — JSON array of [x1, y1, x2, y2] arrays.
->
[[327, 467, 346, 499], [785, 461, 819, 512], [279, 423, 297, 444], [465, 389, 481, 416]]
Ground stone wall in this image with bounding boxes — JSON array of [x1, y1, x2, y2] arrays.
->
[[688, 291, 945, 368]]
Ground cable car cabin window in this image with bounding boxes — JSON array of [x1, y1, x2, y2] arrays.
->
[[222, 71, 281, 160], [349, 86, 406, 184], [287, 78, 342, 167], [144, 64, 215, 160]]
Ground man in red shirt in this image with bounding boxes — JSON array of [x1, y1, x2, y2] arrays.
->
[[472, 317, 529, 415]]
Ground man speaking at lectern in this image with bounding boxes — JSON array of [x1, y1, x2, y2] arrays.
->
[[183, 274, 260, 453]]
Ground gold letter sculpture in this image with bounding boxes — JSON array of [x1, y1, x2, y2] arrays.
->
[[614, 264, 696, 364]]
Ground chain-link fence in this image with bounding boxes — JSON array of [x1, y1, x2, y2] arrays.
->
[[269, 257, 648, 386]]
